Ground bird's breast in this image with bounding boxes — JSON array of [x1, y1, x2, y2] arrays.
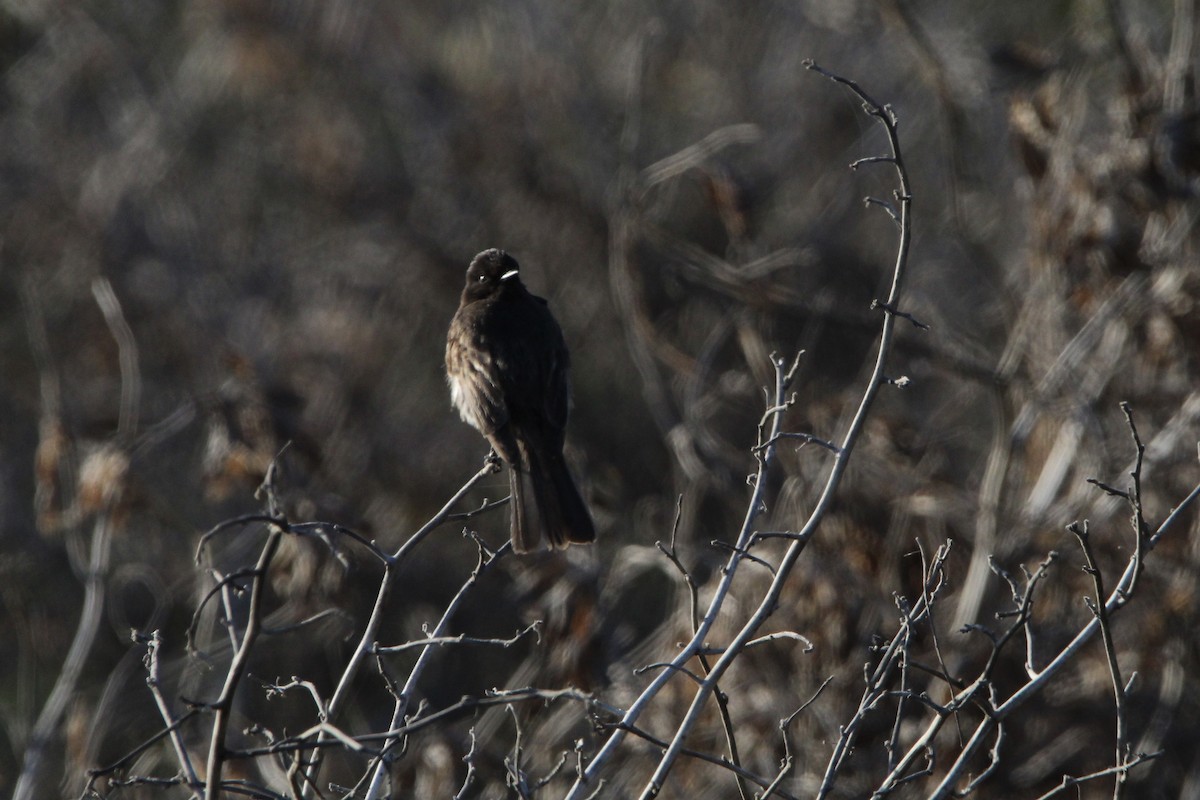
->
[[446, 336, 503, 434]]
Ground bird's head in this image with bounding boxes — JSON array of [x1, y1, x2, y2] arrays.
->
[[461, 248, 522, 302]]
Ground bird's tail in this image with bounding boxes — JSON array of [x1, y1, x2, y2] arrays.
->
[[507, 464, 537, 554], [517, 445, 595, 551]]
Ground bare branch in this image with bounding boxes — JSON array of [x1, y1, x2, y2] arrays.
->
[[601, 60, 919, 800], [374, 621, 542, 654], [140, 631, 201, 790], [204, 522, 285, 800], [926, 474, 1200, 799], [301, 460, 501, 796], [91, 277, 140, 439], [1070, 517, 1130, 797], [452, 728, 479, 800], [636, 124, 763, 197], [361, 538, 513, 799], [697, 631, 814, 656], [597, 720, 801, 800], [1033, 751, 1164, 800]]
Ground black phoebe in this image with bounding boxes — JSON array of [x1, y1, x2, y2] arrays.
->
[[446, 249, 596, 552]]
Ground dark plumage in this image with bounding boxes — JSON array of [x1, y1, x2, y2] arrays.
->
[[445, 249, 595, 552]]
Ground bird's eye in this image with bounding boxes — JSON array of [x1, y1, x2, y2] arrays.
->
[[477, 274, 488, 282]]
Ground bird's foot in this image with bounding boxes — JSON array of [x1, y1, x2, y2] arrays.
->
[[484, 449, 504, 473]]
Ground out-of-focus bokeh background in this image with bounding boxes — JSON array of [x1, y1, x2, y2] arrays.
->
[[3, 0, 1200, 797]]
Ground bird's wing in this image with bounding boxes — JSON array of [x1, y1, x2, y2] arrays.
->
[[491, 296, 571, 436], [543, 339, 570, 432]]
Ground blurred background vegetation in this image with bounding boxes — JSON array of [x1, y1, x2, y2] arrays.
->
[[3, 0, 1200, 797]]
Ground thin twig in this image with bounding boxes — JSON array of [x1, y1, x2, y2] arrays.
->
[[656, 501, 755, 799], [141, 631, 202, 790], [238, 687, 620, 758], [565, 350, 799, 799], [84, 709, 201, 788], [14, 507, 115, 800], [361, 539, 513, 799], [1033, 751, 1164, 800], [753, 431, 841, 454], [91, 277, 140, 439], [926, 475, 1200, 799], [636, 124, 762, 200], [300, 460, 499, 797], [818, 543, 950, 797], [14, 284, 142, 800], [1119, 402, 1149, 600], [762, 676, 834, 799], [204, 521, 285, 799], [1070, 519, 1128, 798], [697, 631, 814, 656], [871, 298, 930, 331], [452, 728, 479, 800], [598, 721, 801, 800], [374, 622, 541, 654], [616, 60, 918, 800]]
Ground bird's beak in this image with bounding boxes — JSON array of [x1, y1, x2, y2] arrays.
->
[[500, 269, 519, 282]]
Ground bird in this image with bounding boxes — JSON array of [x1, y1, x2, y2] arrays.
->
[[445, 248, 596, 553]]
